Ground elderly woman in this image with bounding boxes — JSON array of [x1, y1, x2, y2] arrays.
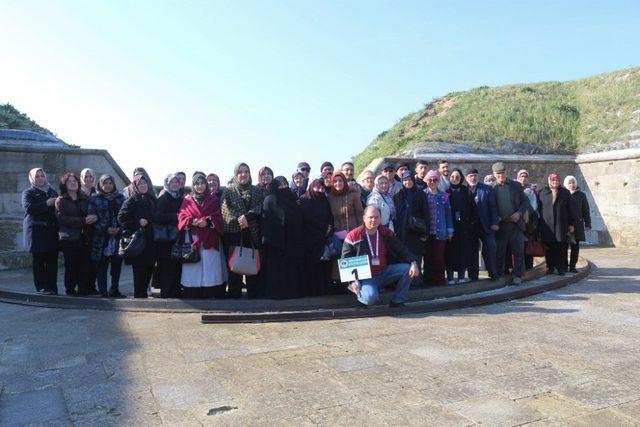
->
[[221, 163, 265, 298], [424, 170, 453, 286], [55, 173, 98, 296], [564, 175, 591, 273], [122, 167, 155, 199], [290, 170, 307, 199], [366, 175, 395, 231], [153, 173, 184, 298], [88, 174, 126, 297], [22, 168, 59, 295], [538, 173, 574, 276], [298, 177, 334, 296], [359, 169, 375, 208], [118, 173, 157, 298], [178, 172, 227, 299], [261, 176, 305, 299]]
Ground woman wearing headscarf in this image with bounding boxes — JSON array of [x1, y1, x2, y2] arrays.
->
[[122, 167, 156, 199], [538, 173, 574, 276], [393, 171, 429, 285], [257, 166, 274, 196], [80, 168, 96, 196], [55, 172, 97, 296], [290, 170, 307, 200], [177, 172, 227, 299], [424, 170, 454, 286], [118, 173, 157, 298], [153, 173, 184, 298], [22, 168, 59, 295], [175, 171, 187, 196], [260, 176, 305, 299], [327, 171, 363, 283], [88, 174, 126, 297], [367, 175, 395, 231], [221, 163, 265, 298], [298, 177, 334, 296], [80, 167, 98, 293], [564, 175, 590, 273], [207, 173, 225, 199], [445, 168, 477, 284]]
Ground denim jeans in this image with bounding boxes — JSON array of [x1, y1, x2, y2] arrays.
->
[[357, 263, 411, 305]]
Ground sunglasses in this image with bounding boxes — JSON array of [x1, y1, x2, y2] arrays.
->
[[300, 168, 310, 172], [426, 179, 438, 183]]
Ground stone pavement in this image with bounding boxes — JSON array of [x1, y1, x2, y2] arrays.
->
[[1, 247, 639, 426]]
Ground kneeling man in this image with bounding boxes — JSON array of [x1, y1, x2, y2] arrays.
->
[[342, 206, 420, 307]]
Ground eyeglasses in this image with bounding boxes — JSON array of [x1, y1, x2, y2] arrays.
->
[[300, 168, 310, 172], [426, 179, 438, 183]]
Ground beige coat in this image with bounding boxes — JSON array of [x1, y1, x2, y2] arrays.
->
[[327, 191, 364, 233]]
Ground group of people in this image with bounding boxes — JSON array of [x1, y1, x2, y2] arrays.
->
[[21, 158, 591, 307]]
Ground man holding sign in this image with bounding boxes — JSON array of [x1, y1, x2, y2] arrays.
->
[[341, 206, 420, 307]]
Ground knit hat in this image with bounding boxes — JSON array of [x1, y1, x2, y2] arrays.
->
[[517, 169, 529, 177]]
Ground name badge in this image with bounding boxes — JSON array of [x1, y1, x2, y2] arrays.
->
[[371, 257, 381, 266]]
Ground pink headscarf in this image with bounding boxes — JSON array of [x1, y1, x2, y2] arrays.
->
[[425, 170, 441, 181]]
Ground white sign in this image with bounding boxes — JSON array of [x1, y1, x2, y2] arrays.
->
[[337, 255, 372, 283]]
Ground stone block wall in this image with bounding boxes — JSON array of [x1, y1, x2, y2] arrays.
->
[[362, 149, 640, 247]]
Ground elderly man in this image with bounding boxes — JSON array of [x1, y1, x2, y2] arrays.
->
[[466, 168, 499, 280], [342, 206, 420, 307], [492, 162, 529, 284]]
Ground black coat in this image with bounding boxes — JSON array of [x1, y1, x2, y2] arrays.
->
[[446, 184, 477, 271], [393, 188, 429, 259], [298, 193, 334, 296], [568, 189, 591, 242], [261, 190, 305, 299], [55, 193, 91, 248], [153, 192, 183, 258], [21, 186, 59, 253], [117, 194, 157, 266], [538, 187, 574, 243]]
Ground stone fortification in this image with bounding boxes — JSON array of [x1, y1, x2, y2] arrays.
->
[[361, 148, 640, 247], [0, 131, 129, 268]]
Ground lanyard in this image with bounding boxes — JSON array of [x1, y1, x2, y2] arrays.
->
[[365, 230, 379, 258]]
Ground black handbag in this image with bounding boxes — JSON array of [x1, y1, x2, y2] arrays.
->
[[118, 228, 146, 258], [171, 229, 200, 264], [58, 227, 82, 242], [153, 223, 178, 242], [407, 216, 427, 234]]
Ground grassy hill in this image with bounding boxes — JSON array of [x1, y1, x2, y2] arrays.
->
[[0, 103, 53, 135], [353, 67, 640, 171]]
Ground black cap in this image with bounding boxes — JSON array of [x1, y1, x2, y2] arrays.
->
[[465, 168, 479, 175], [297, 162, 310, 169], [380, 161, 395, 171], [396, 162, 410, 171], [320, 161, 334, 171]]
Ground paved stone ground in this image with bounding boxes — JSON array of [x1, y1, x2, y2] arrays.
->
[[1, 247, 639, 426]]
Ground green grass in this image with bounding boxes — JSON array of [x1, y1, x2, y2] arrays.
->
[[0, 103, 53, 135], [353, 67, 640, 172]]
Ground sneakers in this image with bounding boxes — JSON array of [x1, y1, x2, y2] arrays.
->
[[41, 289, 56, 295], [447, 280, 457, 285], [458, 278, 471, 284]]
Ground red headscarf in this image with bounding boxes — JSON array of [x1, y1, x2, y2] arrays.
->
[[330, 171, 348, 196]]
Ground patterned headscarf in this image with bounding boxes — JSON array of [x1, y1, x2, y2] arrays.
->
[[192, 171, 209, 203], [96, 174, 119, 200], [163, 173, 181, 199], [132, 173, 148, 195]]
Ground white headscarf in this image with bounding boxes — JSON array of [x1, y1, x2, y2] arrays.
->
[[563, 175, 577, 191], [28, 168, 50, 192], [80, 168, 95, 195]]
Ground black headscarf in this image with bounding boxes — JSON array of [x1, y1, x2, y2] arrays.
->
[[270, 176, 298, 211], [302, 177, 327, 201], [449, 168, 466, 190]]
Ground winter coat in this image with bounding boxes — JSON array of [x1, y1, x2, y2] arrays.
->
[[393, 188, 429, 258], [468, 183, 499, 234], [538, 186, 574, 243], [327, 191, 364, 233], [153, 192, 183, 258], [221, 185, 264, 248], [55, 193, 91, 247], [117, 193, 157, 266], [568, 189, 591, 242], [367, 191, 395, 231], [88, 192, 125, 262], [21, 186, 59, 253], [424, 190, 454, 241]]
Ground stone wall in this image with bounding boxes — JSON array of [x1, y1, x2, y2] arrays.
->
[[361, 149, 640, 247], [0, 145, 129, 262]]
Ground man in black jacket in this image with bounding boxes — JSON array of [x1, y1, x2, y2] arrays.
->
[[341, 206, 420, 307], [492, 162, 529, 284]]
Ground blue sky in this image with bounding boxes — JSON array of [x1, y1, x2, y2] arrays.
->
[[1, 0, 638, 184]]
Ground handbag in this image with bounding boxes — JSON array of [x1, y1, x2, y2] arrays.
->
[[58, 228, 82, 242], [171, 229, 201, 264], [118, 228, 146, 258], [228, 236, 261, 276], [407, 216, 427, 234], [525, 239, 545, 257], [153, 223, 178, 242], [320, 234, 343, 261]]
